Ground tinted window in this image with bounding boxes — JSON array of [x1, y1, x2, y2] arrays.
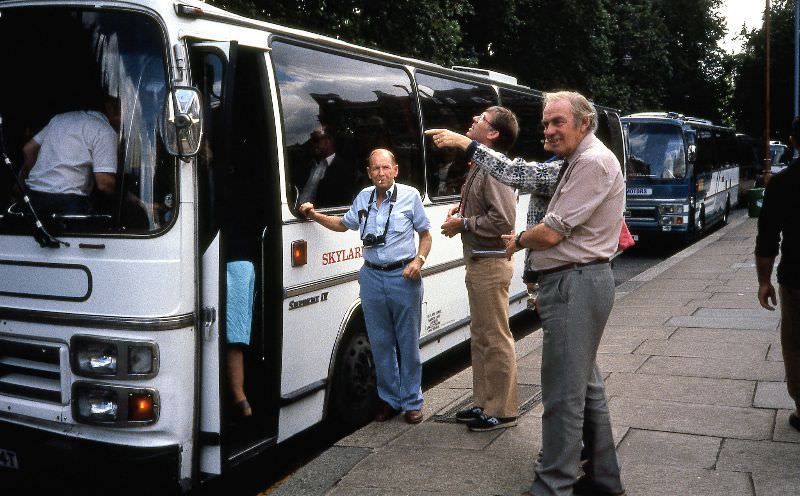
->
[[416, 73, 497, 199], [499, 90, 548, 162], [626, 122, 687, 179], [272, 41, 422, 211], [0, 9, 172, 235], [694, 128, 716, 174]]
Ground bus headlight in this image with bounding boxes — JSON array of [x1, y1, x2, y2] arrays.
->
[[71, 337, 159, 379], [658, 204, 686, 214], [72, 383, 159, 426]]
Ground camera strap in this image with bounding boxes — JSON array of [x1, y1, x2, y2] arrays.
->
[[360, 185, 397, 242]]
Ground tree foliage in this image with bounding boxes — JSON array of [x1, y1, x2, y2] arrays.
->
[[207, 0, 779, 134], [733, 0, 794, 141]]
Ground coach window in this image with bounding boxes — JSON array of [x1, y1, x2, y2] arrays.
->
[[271, 41, 423, 213], [416, 72, 497, 200], [695, 129, 716, 175], [499, 89, 548, 162]]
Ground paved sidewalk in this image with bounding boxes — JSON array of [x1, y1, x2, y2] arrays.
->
[[272, 210, 799, 496]]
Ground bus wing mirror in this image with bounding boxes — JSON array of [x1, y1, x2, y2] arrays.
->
[[687, 144, 697, 162], [161, 87, 203, 157]]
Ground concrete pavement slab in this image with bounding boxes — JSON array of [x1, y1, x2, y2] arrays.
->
[[696, 293, 767, 309], [619, 464, 752, 496], [333, 446, 533, 495], [754, 382, 795, 410], [717, 438, 800, 475], [605, 372, 755, 407], [601, 324, 677, 340], [270, 446, 371, 496], [597, 336, 647, 355], [516, 364, 541, 385], [390, 420, 503, 450], [669, 327, 779, 344], [596, 353, 649, 373], [773, 410, 800, 443], [667, 314, 778, 331], [637, 278, 712, 291], [751, 472, 800, 496], [635, 338, 770, 360], [617, 429, 721, 469], [637, 356, 785, 382], [767, 342, 783, 362], [436, 366, 472, 389], [335, 416, 417, 449], [608, 396, 774, 440], [327, 488, 446, 496]]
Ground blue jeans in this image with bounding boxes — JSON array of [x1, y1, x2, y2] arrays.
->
[[358, 264, 424, 411]]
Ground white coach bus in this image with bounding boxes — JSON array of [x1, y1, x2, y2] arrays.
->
[[0, 0, 625, 490]]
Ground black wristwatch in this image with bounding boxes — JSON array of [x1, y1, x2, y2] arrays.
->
[[515, 231, 525, 249]]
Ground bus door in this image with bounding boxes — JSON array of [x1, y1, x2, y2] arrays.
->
[[189, 40, 281, 477]]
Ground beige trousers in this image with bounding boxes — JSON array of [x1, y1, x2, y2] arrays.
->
[[465, 257, 518, 418]]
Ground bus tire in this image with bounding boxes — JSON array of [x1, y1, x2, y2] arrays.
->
[[329, 323, 378, 429]]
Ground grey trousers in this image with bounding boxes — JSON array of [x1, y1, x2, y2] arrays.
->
[[530, 264, 623, 496]]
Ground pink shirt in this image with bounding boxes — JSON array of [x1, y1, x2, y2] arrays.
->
[[532, 133, 624, 270]]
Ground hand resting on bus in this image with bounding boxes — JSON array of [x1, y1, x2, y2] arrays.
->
[[298, 201, 348, 232]]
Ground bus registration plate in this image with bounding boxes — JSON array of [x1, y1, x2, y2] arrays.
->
[[626, 187, 652, 196], [0, 448, 19, 469]]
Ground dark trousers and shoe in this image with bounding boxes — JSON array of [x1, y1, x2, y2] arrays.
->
[[780, 285, 800, 431]]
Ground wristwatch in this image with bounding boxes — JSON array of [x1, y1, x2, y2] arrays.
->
[[515, 231, 525, 249], [462, 218, 469, 232], [417, 254, 426, 264]]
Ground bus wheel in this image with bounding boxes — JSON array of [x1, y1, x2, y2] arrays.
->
[[330, 325, 378, 429]]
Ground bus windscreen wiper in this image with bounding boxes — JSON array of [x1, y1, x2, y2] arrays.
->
[[0, 115, 69, 248]]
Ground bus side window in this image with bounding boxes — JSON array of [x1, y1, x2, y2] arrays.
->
[[271, 41, 424, 211], [416, 72, 497, 200], [500, 89, 548, 164], [694, 129, 715, 175]]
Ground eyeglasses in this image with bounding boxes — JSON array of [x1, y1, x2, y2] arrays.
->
[[478, 112, 495, 128]]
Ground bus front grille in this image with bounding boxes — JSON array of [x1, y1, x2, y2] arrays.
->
[[0, 339, 63, 404]]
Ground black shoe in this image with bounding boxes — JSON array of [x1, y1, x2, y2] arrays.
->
[[573, 475, 625, 496], [467, 412, 517, 431], [790, 411, 800, 432], [455, 405, 483, 423]]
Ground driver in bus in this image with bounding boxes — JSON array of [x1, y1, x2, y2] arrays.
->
[[19, 96, 120, 215], [299, 148, 432, 425]]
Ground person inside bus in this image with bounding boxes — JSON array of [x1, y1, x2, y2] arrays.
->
[[296, 125, 355, 208], [430, 106, 521, 433], [222, 172, 260, 418], [756, 116, 800, 433], [19, 96, 120, 215], [298, 148, 432, 425]]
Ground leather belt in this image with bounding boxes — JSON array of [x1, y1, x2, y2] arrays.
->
[[538, 258, 610, 276], [363, 258, 413, 271]]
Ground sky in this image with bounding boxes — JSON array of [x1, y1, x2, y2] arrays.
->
[[718, 0, 766, 54]]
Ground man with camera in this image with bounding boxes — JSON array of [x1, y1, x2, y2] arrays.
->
[[299, 148, 432, 424]]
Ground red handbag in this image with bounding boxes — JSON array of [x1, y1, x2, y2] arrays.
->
[[618, 220, 635, 251]]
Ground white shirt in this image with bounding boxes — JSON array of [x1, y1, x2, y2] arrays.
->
[[26, 110, 117, 196]]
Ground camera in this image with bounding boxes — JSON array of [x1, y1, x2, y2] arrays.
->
[[362, 233, 386, 247]]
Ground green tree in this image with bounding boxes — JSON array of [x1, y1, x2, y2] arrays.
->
[[207, 0, 475, 66], [732, 0, 794, 142], [652, 0, 730, 121]]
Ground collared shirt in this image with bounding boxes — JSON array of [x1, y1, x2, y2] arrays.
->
[[469, 143, 563, 271], [458, 161, 516, 257], [755, 158, 800, 288], [532, 133, 624, 270], [26, 110, 117, 196], [342, 182, 430, 265]]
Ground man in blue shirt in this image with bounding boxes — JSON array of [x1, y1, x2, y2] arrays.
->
[[299, 148, 432, 424]]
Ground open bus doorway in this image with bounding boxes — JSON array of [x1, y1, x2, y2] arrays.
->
[[189, 42, 282, 474]]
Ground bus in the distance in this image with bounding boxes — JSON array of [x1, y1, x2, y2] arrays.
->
[[0, 0, 625, 490], [622, 112, 739, 242]]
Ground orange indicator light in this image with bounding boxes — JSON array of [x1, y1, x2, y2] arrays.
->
[[292, 240, 308, 267], [128, 393, 154, 421]]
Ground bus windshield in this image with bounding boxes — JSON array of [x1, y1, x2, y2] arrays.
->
[[626, 122, 687, 179], [0, 8, 174, 235]]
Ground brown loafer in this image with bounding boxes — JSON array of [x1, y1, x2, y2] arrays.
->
[[374, 403, 400, 422], [404, 409, 423, 424]]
